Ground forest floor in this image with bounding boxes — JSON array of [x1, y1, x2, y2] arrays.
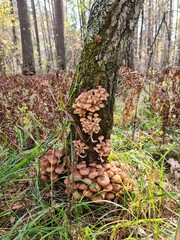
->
[[0, 73, 179, 239]]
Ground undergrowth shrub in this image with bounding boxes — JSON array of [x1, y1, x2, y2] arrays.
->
[[0, 71, 73, 149]]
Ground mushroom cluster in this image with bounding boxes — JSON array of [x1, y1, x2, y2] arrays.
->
[[64, 161, 136, 203], [40, 148, 64, 181], [94, 136, 111, 160], [73, 86, 109, 117]]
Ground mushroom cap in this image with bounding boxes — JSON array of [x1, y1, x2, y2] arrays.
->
[[79, 167, 90, 176], [105, 192, 115, 200], [95, 164, 103, 169], [119, 171, 128, 180], [73, 171, 82, 180], [50, 173, 59, 180], [106, 170, 114, 178], [83, 189, 94, 198], [91, 195, 103, 204], [55, 167, 64, 174], [111, 174, 122, 183], [41, 175, 49, 181], [97, 175, 110, 187], [89, 163, 96, 167], [89, 182, 101, 192], [110, 166, 119, 174], [97, 168, 105, 176], [112, 183, 121, 192], [102, 163, 111, 169], [88, 170, 98, 179], [76, 162, 86, 169], [48, 158, 58, 165], [103, 184, 113, 192], [83, 177, 92, 185], [46, 166, 55, 172], [78, 183, 87, 190]]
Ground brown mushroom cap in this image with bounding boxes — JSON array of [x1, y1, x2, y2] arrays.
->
[[110, 166, 119, 174], [73, 171, 82, 180], [95, 164, 103, 169], [103, 184, 113, 192], [41, 175, 49, 181], [50, 173, 59, 180], [88, 170, 98, 179], [105, 192, 115, 200], [83, 189, 94, 198], [106, 170, 114, 178], [91, 195, 103, 204], [111, 174, 122, 183], [112, 183, 121, 192], [89, 163, 96, 167], [102, 163, 111, 169], [46, 166, 55, 172], [78, 183, 87, 190], [97, 168, 105, 176], [48, 158, 58, 165], [89, 182, 101, 192], [83, 178, 92, 185], [97, 175, 110, 187], [119, 171, 128, 180], [79, 167, 90, 176], [55, 167, 64, 174], [76, 162, 86, 169]]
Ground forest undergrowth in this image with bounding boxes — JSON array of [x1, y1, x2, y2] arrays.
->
[[0, 67, 179, 240]]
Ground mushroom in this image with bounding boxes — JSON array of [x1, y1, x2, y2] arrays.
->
[[41, 175, 49, 181], [97, 176, 110, 187], [105, 192, 115, 200], [91, 195, 103, 204], [83, 189, 94, 198], [106, 170, 114, 178], [112, 183, 121, 192], [55, 166, 64, 174], [79, 167, 90, 176], [78, 183, 87, 190], [103, 184, 113, 192], [119, 171, 128, 180], [88, 170, 98, 179], [50, 173, 59, 180], [76, 162, 86, 170], [83, 178, 92, 185], [89, 182, 101, 192], [103, 163, 111, 169], [111, 174, 122, 183]]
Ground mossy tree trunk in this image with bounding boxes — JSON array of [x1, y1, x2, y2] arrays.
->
[[70, 0, 144, 164]]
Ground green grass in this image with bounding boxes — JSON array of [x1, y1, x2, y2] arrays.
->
[[0, 98, 179, 240]]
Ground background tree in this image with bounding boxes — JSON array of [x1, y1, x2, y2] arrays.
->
[[17, 0, 36, 75], [53, 0, 66, 70], [70, 0, 144, 163]]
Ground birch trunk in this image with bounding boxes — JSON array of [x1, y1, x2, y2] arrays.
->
[[70, 0, 144, 163]]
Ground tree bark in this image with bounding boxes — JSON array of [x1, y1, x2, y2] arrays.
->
[[70, 0, 144, 164], [31, 0, 42, 69], [17, 0, 36, 75], [53, 0, 66, 70]]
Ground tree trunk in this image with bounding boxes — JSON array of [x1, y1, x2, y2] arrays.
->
[[53, 0, 66, 70], [17, 0, 36, 75], [31, 0, 42, 69], [70, 0, 144, 164]]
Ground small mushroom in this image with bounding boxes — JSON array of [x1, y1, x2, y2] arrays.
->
[[119, 171, 128, 180], [83, 189, 94, 198], [41, 175, 49, 181], [102, 163, 111, 169], [46, 166, 55, 172], [91, 195, 103, 204], [55, 166, 64, 174], [106, 170, 114, 178], [50, 173, 59, 180], [89, 182, 101, 192], [76, 162, 86, 170], [103, 184, 113, 192], [79, 167, 90, 176], [48, 158, 58, 165], [83, 178, 92, 185], [78, 183, 87, 190], [112, 183, 121, 192], [97, 175, 110, 187], [105, 192, 115, 200], [111, 174, 122, 183], [88, 170, 98, 179]]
